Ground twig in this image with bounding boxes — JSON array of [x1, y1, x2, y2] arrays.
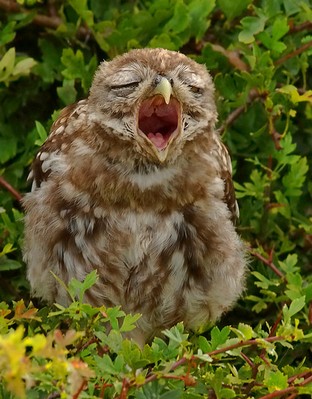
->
[[72, 380, 87, 399], [249, 249, 285, 279], [258, 386, 297, 399], [219, 89, 261, 135], [99, 382, 113, 399], [210, 43, 249, 71], [119, 378, 130, 399], [0, 176, 22, 202], [0, 0, 89, 37], [259, 374, 312, 399], [143, 336, 284, 385], [284, 394, 298, 399], [289, 20, 312, 33], [208, 336, 283, 357], [275, 40, 312, 66], [47, 393, 61, 399], [309, 301, 312, 325], [288, 370, 312, 385], [240, 352, 256, 369]]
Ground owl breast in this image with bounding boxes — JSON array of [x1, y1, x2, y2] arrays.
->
[[52, 191, 243, 340]]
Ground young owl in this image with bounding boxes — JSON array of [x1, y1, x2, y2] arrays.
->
[[23, 48, 246, 345]]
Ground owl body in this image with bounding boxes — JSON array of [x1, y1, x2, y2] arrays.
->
[[24, 48, 246, 343]]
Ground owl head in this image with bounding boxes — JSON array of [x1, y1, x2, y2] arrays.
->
[[89, 48, 217, 163]]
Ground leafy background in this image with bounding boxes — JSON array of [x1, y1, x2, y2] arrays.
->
[[0, 0, 312, 398]]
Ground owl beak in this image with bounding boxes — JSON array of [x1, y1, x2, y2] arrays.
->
[[153, 77, 172, 104], [138, 95, 181, 163]]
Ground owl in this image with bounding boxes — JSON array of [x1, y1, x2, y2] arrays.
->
[[23, 48, 246, 346]]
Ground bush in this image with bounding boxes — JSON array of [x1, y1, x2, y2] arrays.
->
[[0, 0, 311, 398]]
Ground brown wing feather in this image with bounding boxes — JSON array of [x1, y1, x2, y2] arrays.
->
[[213, 139, 239, 224], [30, 101, 85, 190]]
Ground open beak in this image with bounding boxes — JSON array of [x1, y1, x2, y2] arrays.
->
[[138, 77, 181, 162]]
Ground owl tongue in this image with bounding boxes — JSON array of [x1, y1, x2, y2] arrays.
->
[[146, 132, 168, 149]]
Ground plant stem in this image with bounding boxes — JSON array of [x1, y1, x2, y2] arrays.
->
[[0, 176, 22, 202]]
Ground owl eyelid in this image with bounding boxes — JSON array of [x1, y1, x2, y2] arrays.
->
[[188, 85, 204, 94], [110, 81, 141, 90]]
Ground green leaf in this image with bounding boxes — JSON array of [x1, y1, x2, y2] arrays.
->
[[164, 0, 189, 34], [0, 47, 16, 83], [120, 313, 141, 332], [0, 257, 22, 271], [278, 254, 299, 273], [272, 17, 289, 40], [218, 0, 252, 20], [210, 326, 231, 350], [287, 296, 306, 318], [12, 58, 37, 77], [197, 335, 212, 352], [283, 0, 301, 16], [0, 21, 16, 46], [69, 0, 94, 26], [278, 85, 312, 103], [264, 369, 288, 392], [34, 121, 48, 146], [238, 15, 267, 44], [188, 0, 216, 40], [162, 323, 189, 346], [160, 391, 182, 399], [68, 270, 99, 302], [0, 137, 17, 163], [60, 49, 96, 92], [282, 157, 308, 197], [57, 79, 77, 105]]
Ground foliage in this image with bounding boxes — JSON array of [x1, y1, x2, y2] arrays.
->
[[0, 0, 311, 398], [0, 272, 312, 398]]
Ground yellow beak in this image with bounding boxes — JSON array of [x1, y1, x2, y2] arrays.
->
[[153, 77, 172, 104]]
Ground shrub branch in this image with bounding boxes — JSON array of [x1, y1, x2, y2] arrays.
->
[[249, 249, 285, 279], [0, 176, 22, 202], [143, 336, 284, 385]]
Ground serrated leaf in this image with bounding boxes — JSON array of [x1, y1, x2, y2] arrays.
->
[[0, 21, 16, 46], [237, 323, 254, 340], [198, 335, 212, 352], [265, 369, 288, 392], [162, 323, 188, 346], [0, 47, 15, 82], [12, 57, 37, 77], [272, 17, 289, 40], [57, 79, 77, 105], [164, 0, 189, 34], [282, 157, 308, 197], [188, 0, 215, 40], [68, 270, 98, 302], [0, 243, 15, 257], [0, 137, 17, 163], [160, 390, 182, 399], [35, 121, 48, 145], [120, 313, 141, 332], [218, 0, 251, 20], [288, 296, 306, 318], [0, 257, 21, 271], [278, 85, 312, 103], [238, 15, 266, 44], [210, 326, 231, 349]]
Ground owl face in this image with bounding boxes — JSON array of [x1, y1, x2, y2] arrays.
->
[[89, 48, 217, 163]]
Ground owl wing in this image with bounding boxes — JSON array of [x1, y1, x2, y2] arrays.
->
[[213, 139, 239, 224], [29, 100, 87, 190]]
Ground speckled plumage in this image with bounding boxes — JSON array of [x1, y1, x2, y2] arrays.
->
[[23, 48, 246, 345]]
